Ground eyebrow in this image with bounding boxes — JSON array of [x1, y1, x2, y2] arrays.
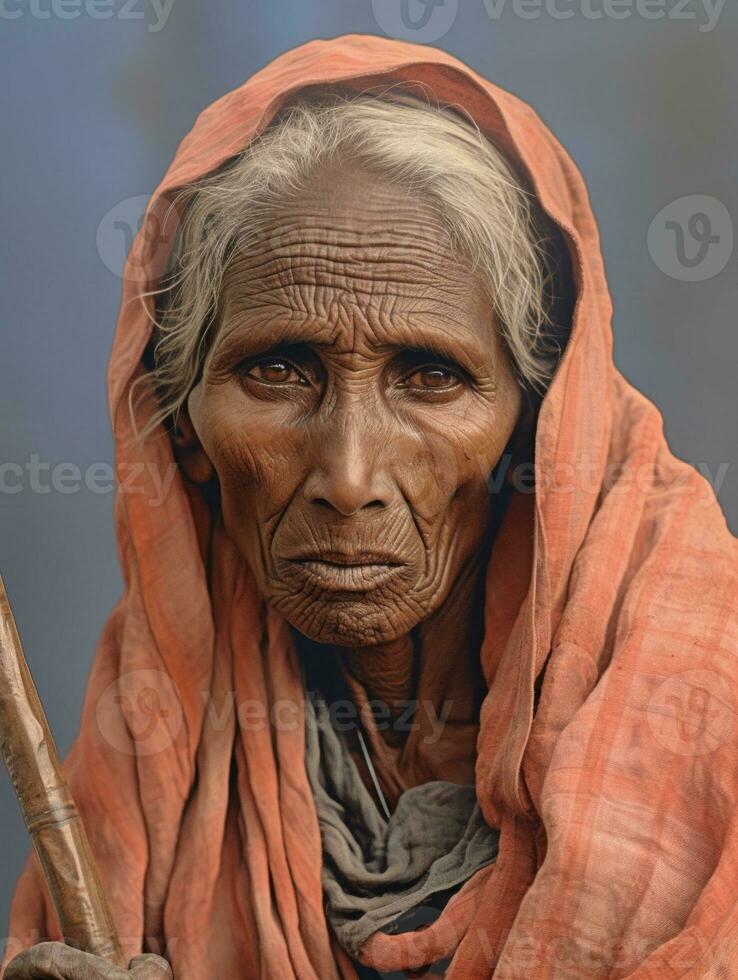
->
[[396, 326, 491, 376], [210, 309, 493, 377]]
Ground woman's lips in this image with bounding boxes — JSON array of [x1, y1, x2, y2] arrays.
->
[[285, 555, 406, 593]]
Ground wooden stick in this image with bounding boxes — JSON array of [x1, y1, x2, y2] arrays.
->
[[0, 574, 126, 967]]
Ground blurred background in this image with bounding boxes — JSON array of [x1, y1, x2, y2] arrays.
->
[[1, 0, 736, 946]]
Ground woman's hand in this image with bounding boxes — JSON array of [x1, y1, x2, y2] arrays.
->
[[5, 943, 172, 979]]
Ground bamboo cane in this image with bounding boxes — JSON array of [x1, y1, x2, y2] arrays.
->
[[0, 574, 126, 967]]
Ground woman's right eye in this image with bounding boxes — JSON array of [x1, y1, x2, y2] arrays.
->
[[245, 358, 308, 385]]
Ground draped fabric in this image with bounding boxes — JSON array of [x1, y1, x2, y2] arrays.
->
[[303, 687, 500, 958], [4, 33, 737, 979]]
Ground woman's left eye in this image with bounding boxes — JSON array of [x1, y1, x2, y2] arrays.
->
[[404, 366, 461, 391]]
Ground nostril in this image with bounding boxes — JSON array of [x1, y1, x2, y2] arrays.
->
[[303, 465, 393, 516], [311, 496, 386, 514]]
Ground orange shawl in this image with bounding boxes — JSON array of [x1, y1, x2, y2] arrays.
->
[[4, 34, 738, 979]]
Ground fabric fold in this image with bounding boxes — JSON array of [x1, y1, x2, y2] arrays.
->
[[304, 688, 500, 957]]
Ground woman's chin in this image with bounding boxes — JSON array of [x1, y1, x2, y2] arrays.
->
[[279, 596, 421, 649]]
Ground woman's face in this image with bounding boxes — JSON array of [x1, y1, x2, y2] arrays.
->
[[185, 167, 523, 647]]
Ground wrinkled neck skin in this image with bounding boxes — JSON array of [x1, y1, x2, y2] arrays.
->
[[334, 540, 489, 723]]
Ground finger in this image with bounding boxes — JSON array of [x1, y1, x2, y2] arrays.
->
[[5, 942, 129, 979], [127, 955, 173, 979]]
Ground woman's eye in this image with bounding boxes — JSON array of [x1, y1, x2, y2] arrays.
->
[[405, 366, 461, 391], [246, 359, 307, 385]]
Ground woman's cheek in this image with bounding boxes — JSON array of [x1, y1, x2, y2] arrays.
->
[[206, 404, 305, 516], [199, 387, 278, 479], [216, 432, 292, 507], [414, 409, 509, 505]]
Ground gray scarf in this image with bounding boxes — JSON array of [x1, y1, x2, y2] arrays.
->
[[304, 689, 500, 958]]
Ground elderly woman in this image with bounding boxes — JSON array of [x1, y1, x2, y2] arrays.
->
[[4, 33, 737, 980]]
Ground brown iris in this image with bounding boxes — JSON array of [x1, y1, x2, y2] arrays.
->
[[247, 358, 306, 385], [407, 366, 458, 390]]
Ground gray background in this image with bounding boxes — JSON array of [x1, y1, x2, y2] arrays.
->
[[1, 0, 736, 950]]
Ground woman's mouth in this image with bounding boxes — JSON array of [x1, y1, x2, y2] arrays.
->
[[284, 554, 407, 593]]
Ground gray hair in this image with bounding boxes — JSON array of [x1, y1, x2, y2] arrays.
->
[[138, 85, 566, 437]]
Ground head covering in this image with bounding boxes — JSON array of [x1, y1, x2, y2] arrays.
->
[[4, 34, 737, 979]]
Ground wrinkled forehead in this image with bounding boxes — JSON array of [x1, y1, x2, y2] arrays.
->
[[222, 165, 468, 296], [213, 166, 499, 366]]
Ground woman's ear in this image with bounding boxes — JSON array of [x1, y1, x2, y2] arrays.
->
[[170, 402, 216, 485]]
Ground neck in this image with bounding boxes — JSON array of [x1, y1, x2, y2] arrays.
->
[[340, 634, 417, 717], [340, 551, 489, 720]]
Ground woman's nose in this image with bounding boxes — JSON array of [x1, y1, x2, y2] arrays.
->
[[303, 415, 395, 517]]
